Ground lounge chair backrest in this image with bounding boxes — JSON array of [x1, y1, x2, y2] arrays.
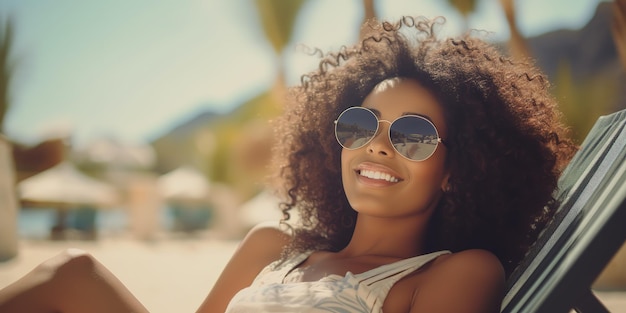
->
[[501, 109, 626, 313]]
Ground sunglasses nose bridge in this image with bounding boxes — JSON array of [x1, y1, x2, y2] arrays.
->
[[376, 119, 393, 142], [366, 119, 396, 156]]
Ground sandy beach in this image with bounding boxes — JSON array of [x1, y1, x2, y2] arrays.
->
[[1, 233, 625, 313], [0, 233, 239, 313]]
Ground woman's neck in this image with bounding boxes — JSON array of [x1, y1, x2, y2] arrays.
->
[[339, 214, 429, 259]]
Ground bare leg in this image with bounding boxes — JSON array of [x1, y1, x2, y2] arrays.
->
[[0, 248, 149, 313]]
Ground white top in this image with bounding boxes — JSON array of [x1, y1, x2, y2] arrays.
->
[[225, 250, 450, 313]]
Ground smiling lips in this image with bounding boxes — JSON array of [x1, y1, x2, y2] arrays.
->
[[358, 169, 400, 183], [355, 162, 404, 185]]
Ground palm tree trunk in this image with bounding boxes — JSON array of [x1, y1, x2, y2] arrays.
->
[[359, 0, 377, 40], [612, 0, 626, 70], [500, 0, 531, 60]]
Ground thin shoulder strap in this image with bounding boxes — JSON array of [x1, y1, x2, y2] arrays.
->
[[251, 251, 312, 286], [359, 250, 451, 299]]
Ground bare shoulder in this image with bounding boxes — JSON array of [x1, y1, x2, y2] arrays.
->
[[240, 221, 292, 259], [411, 249, 505, 313], [433, 249, 504, 282], [196, 221, 291, 312], [226, 220, 293, 274], [245, 220, 293, 242]]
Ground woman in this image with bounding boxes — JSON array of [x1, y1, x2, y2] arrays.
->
[[0, 16, 576, 313]]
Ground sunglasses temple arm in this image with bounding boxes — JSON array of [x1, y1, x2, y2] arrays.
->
[[438, 138, 448, 147]]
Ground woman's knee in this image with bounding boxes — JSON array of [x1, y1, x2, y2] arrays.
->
[[0, 249, 99, 312], [34, 249, 98, 283]]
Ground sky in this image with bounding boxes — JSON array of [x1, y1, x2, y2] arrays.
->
[[0, 0, 606, 147]]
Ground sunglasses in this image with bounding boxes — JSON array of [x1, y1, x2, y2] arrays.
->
[[334, 106, 446, 161]]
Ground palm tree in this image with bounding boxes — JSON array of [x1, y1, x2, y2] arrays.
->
[[254, 0, 307, 91], [446, 0, 530, 60], [499, 0, 531, 60], [359, 0, 378, 39], [446, 0, 477, 31], [207, 0, 307, 199]]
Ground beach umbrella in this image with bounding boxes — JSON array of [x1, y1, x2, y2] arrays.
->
[[238, 190, 286, 229], [157, 166, 211, 206], [18, 161, 119, 208]]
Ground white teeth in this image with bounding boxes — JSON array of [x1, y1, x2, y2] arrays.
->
[[359, 170, 399, 182]]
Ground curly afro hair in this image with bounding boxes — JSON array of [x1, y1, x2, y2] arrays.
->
[[270, 16, 577, 277]]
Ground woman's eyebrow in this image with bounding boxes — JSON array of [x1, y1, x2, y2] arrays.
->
[[368, 108, 382, 117], [402, 112, 434, 122], [367, 108, 434, 122]]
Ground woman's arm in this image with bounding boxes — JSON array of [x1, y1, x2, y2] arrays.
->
[[195, 222, 291, 313], [410, 249, 505, 313]]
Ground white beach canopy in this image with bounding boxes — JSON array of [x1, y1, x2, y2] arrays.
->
[[238, 190, 288, 229], [157, 166, 211, 206], [18, 161, 119, 208]]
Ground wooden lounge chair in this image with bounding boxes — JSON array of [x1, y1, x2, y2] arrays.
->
[[501, 108, 626, 313]]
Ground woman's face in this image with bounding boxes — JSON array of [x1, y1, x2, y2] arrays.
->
[[341, 78, 449, 219]]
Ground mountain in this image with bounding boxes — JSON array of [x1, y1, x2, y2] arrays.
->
[[528, 1, 622, 83], [525, 1, 625, 140], [150, 110, 222, 173], [149, 90, 280, 177]]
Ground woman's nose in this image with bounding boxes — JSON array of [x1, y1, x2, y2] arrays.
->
[[367, 122, 394, 158]]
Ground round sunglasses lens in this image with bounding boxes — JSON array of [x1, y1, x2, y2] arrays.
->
[[390, 116, 439, 161], [335, 108, 378, 149]]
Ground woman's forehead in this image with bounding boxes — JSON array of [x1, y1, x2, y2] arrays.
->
[[361, 78, 447, 134], [363, 79, 443, 114]]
